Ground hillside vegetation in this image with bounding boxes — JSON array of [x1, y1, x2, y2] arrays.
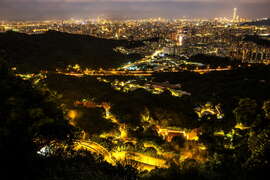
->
[[0, 30, 143, 72]]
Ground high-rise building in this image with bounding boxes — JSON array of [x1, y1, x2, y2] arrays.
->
[[0, 26, 5, 32], [233, 8, 238, 22], [177, 34, 184, 46]]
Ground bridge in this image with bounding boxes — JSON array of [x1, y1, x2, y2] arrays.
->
[[57, 70, 153, 77], [56, 66, 231, 77]]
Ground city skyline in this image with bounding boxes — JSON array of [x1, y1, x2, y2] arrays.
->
[[0, 0, 269, 20]]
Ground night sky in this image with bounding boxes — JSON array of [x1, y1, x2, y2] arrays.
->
[[0, 0, 269, 20]]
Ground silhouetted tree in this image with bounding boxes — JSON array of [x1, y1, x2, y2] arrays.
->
[[233, 98, 258, 126]]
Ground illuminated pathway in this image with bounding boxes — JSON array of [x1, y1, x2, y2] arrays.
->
[[74, 140, 115, 165], [112, 151, 169, 170], [74, 140, 169, 171]]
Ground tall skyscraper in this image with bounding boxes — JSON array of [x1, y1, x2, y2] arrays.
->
[[177, 34, 184, 46], [233, 8, 238, 22]]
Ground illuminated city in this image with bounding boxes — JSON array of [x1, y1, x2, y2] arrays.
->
[[1, 1, 270, 180]]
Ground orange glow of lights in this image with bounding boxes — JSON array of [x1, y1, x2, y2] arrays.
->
[[235, 123, 250, 130], [68, 110, 78, 120]]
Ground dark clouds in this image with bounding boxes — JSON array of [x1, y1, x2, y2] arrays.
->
[[0, 1, 269, 20]]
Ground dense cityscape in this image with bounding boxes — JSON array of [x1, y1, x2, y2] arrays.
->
[[1, 1, 270, 180], [1, 8, 269, 64]]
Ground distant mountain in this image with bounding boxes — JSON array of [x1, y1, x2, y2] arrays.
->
[[0, 30, 144, 72], [241, 18, 270, 26]]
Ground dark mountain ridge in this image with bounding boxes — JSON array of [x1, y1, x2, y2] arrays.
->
[[0, 30, 143, 72], [241, 18, 270, 26]]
